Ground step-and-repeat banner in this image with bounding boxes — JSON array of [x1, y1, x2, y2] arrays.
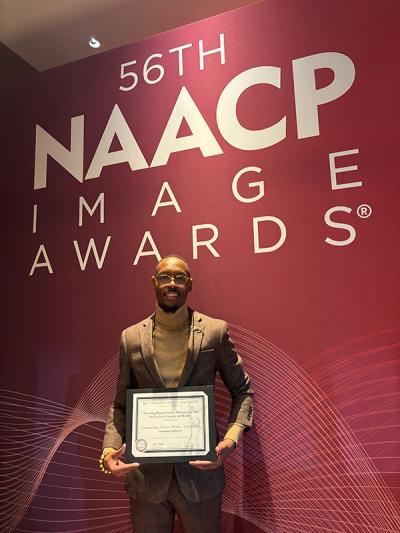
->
[[1, 0, 399, 531]]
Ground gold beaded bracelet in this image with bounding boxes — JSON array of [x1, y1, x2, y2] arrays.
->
[[99, 448, 115, 475]]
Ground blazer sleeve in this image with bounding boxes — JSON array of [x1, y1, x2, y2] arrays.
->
[[216, 323, 253, 431], [102, 331, 132, 449]]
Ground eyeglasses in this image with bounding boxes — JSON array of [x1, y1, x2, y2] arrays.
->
[[156, 273, 189, 286]]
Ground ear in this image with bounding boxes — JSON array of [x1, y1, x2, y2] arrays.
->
[[151, 276, 157, 289], [187, 277, 193, 292]]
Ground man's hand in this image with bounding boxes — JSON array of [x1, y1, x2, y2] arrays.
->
[[103, 444, 140, 478], [189, 438, 236, 470]]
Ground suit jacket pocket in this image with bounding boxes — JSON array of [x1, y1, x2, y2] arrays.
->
[[189, 348, 217, 385]]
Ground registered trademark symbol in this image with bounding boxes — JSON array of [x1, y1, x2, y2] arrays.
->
[[357, 204, 372, 218]]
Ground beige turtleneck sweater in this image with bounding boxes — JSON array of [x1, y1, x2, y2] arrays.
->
[[154, 303, 190, 388]]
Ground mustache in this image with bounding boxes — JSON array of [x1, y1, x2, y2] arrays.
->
[[166, 288, 179, 292]]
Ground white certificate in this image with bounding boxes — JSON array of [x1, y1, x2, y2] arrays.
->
[[131, 390, 208, 457], [126, 387, 216, 462]]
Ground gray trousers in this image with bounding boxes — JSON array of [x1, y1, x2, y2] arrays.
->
[[130, 472, 221, 533]]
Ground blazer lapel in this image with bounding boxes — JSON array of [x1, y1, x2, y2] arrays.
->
[[178, 310, 204, 387], [138, 316, 164, 388]]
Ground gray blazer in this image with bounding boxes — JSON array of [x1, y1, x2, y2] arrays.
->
[[103, 309, 253, 503]]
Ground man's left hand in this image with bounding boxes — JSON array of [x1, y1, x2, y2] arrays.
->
[[189, 438, 236, 470]]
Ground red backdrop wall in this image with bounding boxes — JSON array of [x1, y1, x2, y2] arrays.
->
[[1, 1, 399, 532]]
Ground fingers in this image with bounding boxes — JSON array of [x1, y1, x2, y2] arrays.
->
[[215, 442, 226, 455], [106, 459, 140, 477], [215, 439, 235, 461], [189, 460, 221, 470], [104, 444, 140, 477], [215, 438, 235, 453], [216, 447, 231, 461], [111, 461, 140, 478], [110, 443, 126, 460], [188, 439, 236, 469]]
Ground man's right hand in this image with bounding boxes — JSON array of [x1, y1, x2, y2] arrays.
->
[[104, 444, 140, 477]]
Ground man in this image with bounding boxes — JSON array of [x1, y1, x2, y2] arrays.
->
[[101, 255, 253, 533]]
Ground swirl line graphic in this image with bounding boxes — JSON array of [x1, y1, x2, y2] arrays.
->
[[0, 327, 398, 532]]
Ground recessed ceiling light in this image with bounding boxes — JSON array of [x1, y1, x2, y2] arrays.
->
[[89, 37, 101, 49]]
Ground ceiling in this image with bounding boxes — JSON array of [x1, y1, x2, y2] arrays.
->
[[0, 0, 258, 71]]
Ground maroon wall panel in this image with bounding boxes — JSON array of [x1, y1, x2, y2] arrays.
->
[[1, 1, 399, 531]]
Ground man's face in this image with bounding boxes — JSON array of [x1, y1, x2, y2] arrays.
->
[[152, 257, 192, 311]]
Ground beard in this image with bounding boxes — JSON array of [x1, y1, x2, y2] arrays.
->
[[159, 303, 179, 313], [158, 287, 181, 313]]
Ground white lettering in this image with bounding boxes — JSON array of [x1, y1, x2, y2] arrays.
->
[[151, 87, 223, 167], [199, 34, 225, 71], [34, 115, 84, 190], [151, 182, 182, 216], [32, 204, 37, 234], [253, 216, 286, 253], [329, 149, 362, 190], [232, 166, 265, 203], [192, 224, 220, 259], [133, 231, 161, 265], [292, 52, 355, 139], [86, 104, 148, 180], [29, 244, 53, 275], [217, 66, 286, 150], [169, 43, 192, 76], [324, 206, 356, 246], [79, 193, 105, 226], [143, 54, 164, 85], [73, 236, 111, 270]]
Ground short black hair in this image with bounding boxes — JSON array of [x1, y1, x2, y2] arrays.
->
[[155, 254, 191, 275]]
